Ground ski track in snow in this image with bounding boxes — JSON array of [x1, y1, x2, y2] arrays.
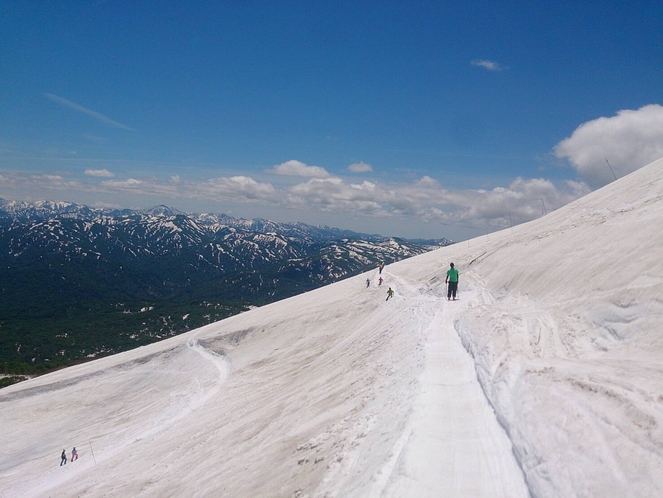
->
[[310, 271, 529, 498], [0, 336, 230, 498], [376, 286, 530, 498]]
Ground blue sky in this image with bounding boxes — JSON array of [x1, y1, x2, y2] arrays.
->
[[1, 1, 662, 240]]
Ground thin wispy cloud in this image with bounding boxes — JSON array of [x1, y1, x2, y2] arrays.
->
[[27, 174, 82, 189], [45, 93, 135, 131], [101, 178, 144, 188], [471, 59, 507, 72]]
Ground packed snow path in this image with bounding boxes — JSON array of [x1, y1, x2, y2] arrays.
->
[[380, 294, 528, 497], [310, 274, 529, 498]]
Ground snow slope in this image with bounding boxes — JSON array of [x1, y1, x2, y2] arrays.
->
[[1, 157, 662, 497]]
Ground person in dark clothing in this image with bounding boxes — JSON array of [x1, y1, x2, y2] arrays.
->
[[60, 449, 67, 466], [445, 262, 459, 300]]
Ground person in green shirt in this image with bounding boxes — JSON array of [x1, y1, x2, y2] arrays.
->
[[445, 262, 459, 300]]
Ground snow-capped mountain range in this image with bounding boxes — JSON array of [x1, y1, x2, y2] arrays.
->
[[0, 199, 447, 288], [0, 200, 447, 370], [1, 157, 662, 496]]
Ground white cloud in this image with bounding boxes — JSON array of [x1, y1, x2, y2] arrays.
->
[[348, 162, 373, 173], [45, 93, 135, 131], [269, 160, 331, 178], [2, 168, 590, 233], [85, 168, 115, 178], [286, 178, 386, 215], [201, 176, 277, 203], [471, 59, 506, 71], [280, 173, 587, 230], [554, 104, 663, 187]]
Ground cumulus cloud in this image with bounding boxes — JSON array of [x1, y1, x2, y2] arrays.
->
[[347, 162, 373, 173], [554, 104, 663, 188], [471, 59, 507, 71], [286, 178, 386, 215], [459, 177, 590, 228], [89, 173, 586, 230], [269, 160, 331, 178], [85, 168, 115, 178], [279, 173, 588, 231], [2, 167, 590, 233], [201, 176, 277, 203]]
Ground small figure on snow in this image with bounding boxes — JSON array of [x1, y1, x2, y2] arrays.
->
[[378, 276, 383, 286], [71, 447, 78, 461], [379, 262, 385, 274], [60, 449, 67, 466], [386, 287, 394, 301], [366, 278, 371, 288], [445, 262, 459, 301]]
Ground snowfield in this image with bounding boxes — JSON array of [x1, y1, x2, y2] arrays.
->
[[1, 157, 662, 497]]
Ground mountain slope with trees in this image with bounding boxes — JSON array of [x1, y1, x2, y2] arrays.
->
[[0, 200, 450, 379]]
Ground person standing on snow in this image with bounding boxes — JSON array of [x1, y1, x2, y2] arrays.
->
[[378, 276, 383, 286], [60, 449, 67, 466], [379, 262, 385, 274], [366, 278, 371, 288], [386, 287, 394, 301], [71, 447, 78, 461], [445, 262, 459, 300]]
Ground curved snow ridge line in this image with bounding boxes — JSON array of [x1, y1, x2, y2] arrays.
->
[[185, 336, 231, 410], [73, 340, 230, 471]]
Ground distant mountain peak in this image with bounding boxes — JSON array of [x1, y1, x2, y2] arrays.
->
[[142, 205, 185, 217]]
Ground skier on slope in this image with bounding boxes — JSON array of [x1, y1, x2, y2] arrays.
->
[[386, 287, 394, 301], [445, 262, 459, 301], [379, 262, 385, 274], [71, 447, 78, 461], [378, 276, 383, 286], [60, 449, 67, 466], [366, 278, 371, 288]]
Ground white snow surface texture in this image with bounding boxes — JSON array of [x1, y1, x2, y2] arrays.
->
[[2, 158, 663, 497]]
